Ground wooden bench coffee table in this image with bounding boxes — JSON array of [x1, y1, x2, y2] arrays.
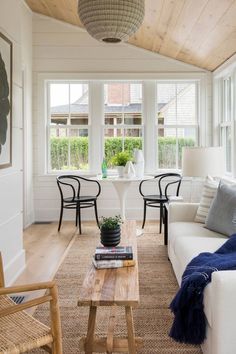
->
[[78, 220, 142, 354]]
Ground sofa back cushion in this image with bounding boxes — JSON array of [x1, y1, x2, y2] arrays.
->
[[194, 176, 218, 224], [205, 183, 236, 237]]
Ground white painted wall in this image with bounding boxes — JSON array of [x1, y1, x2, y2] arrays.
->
[[32, 14, 212, 223], [0, 0, 32, 284]]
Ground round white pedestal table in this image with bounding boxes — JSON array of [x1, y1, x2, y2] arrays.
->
[[90, 175, 153, 236]]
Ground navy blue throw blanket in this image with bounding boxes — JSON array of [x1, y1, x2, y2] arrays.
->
[[169, 234, 236, 345]]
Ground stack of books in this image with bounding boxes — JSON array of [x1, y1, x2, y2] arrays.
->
[[93, 246, 135, 269]]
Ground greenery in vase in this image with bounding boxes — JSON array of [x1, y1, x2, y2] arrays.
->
[[100, 215, 122, 230], [111, 151, 131, 167]]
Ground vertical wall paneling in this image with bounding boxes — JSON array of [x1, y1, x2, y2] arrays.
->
[[32, 14, 211, 222], [0, 0, 33, 284]]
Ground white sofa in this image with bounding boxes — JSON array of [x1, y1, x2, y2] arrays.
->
[[168, 202, 236, 354]]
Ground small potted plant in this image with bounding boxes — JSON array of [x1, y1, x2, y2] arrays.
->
[[99, 215, 122, 247], [111, 151, 131, 177]]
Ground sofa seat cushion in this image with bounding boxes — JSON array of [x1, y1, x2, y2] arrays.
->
[[169, 222, 227, 251], [174, 236, 227, 276], [173, 236, 227, 328]]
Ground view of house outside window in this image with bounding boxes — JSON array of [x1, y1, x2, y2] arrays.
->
[[48, 82, 89, 171], [103, 82, 143, 168], [157, 82, 198, 169], [47, 80, 199, 173]]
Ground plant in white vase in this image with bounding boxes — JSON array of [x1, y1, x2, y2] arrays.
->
[[111, 151, 131, 177]]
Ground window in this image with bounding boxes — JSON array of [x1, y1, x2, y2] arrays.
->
[[41, 75, 206, 175], [157, 82, 198, 169], [103, 82, 143, 168], [48, 82, 89, 171], [220, 77, 233, 174]]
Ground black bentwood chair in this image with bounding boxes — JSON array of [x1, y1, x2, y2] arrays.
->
[[57, 175, 101, 234], [139, 173, 182, 233]]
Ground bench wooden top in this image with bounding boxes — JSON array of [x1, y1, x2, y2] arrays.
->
[[78, 221, 139, 307]]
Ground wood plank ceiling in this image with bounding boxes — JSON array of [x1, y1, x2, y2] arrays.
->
[[25, 0, 236, 71]]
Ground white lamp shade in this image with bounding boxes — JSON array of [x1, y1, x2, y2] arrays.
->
[[182, 147, 225, 177]]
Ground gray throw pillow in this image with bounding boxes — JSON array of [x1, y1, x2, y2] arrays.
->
[[205, 182, 236, 237]]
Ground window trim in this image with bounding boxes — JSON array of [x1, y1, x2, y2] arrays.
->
[[103, 81, 144, 169], [46, 80, 90, 173], [219, 76, 234, 176], [156, 81, 200, 170], [37, 72, 209, 176]]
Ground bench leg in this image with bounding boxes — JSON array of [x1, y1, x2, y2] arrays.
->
[[85, 306, 97, 354], [125, 306, 136, 354]]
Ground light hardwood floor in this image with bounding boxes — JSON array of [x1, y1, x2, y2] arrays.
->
[[13, 221, 81, 305], [12, 220, 159, 310], [15, 221, 87, 286], [15, 220, 158, 285]]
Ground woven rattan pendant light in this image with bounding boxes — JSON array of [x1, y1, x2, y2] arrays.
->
[[78, 0, 145, 43]]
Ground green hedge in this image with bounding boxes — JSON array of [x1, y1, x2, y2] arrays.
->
[[104, 137, 142, 167], [50, 137, 88, 170], [50, 136, 195, 170], [158, 137, 195, 168]]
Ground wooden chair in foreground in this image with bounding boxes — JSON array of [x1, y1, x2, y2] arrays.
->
[[0, 253, 63, 354]]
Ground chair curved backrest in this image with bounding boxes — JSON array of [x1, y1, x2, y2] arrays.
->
[[155, 173, 182, 199], [57, 175, 101, 202], [139, 173, 182, 199]]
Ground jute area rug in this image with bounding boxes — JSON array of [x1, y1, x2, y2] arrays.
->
[[32, 223, 202, 354]]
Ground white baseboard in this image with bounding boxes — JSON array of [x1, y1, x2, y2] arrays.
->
[[24, 210, 35, 229], [4, 249, 26, 285]]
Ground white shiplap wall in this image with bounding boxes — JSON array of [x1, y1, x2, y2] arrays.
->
[[32, 14, 212, 223], [0, 0, 33, 284]]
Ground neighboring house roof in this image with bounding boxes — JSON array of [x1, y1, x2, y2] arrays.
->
[[51, 103, 142, 114]]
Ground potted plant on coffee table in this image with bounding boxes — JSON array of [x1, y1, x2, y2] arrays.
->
[[111, 151, 131, 177], [100, 215, 122, 247]]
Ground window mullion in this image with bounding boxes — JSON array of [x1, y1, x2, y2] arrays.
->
[[90, 81, 103, 174], [143, 81, 156, 173], [175, 84, 178, 169]]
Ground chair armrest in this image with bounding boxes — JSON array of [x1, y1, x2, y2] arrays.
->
[[139, 178, 153, 197], [168, 202, 199, 223], [0, 281, 55, 295], [0, 294, 53, 317], [0, 281, 58, 317]]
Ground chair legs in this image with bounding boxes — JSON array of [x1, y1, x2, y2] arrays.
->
[[58, 203, 64, 232], [142, 200, 147, 229], [60, 201, 99, 235], [159, 203, 163, 234], [94, 200, 100, 229], [77, 203, 81, 234], [142, 200, 165, 234]]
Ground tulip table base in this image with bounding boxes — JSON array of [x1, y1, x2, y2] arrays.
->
[[112, 180, 131, 221], [90, 175, 153, 237]]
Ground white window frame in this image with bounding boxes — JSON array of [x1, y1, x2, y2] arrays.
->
[[46, 80, 90, 173], [156, 80, 200, 170], [220, 76, 233, 176], [102, 81, 144, 166], [37, 72, 208, 176]]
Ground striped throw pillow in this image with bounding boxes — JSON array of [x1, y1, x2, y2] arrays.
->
[[194, 177, 218, 223]]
